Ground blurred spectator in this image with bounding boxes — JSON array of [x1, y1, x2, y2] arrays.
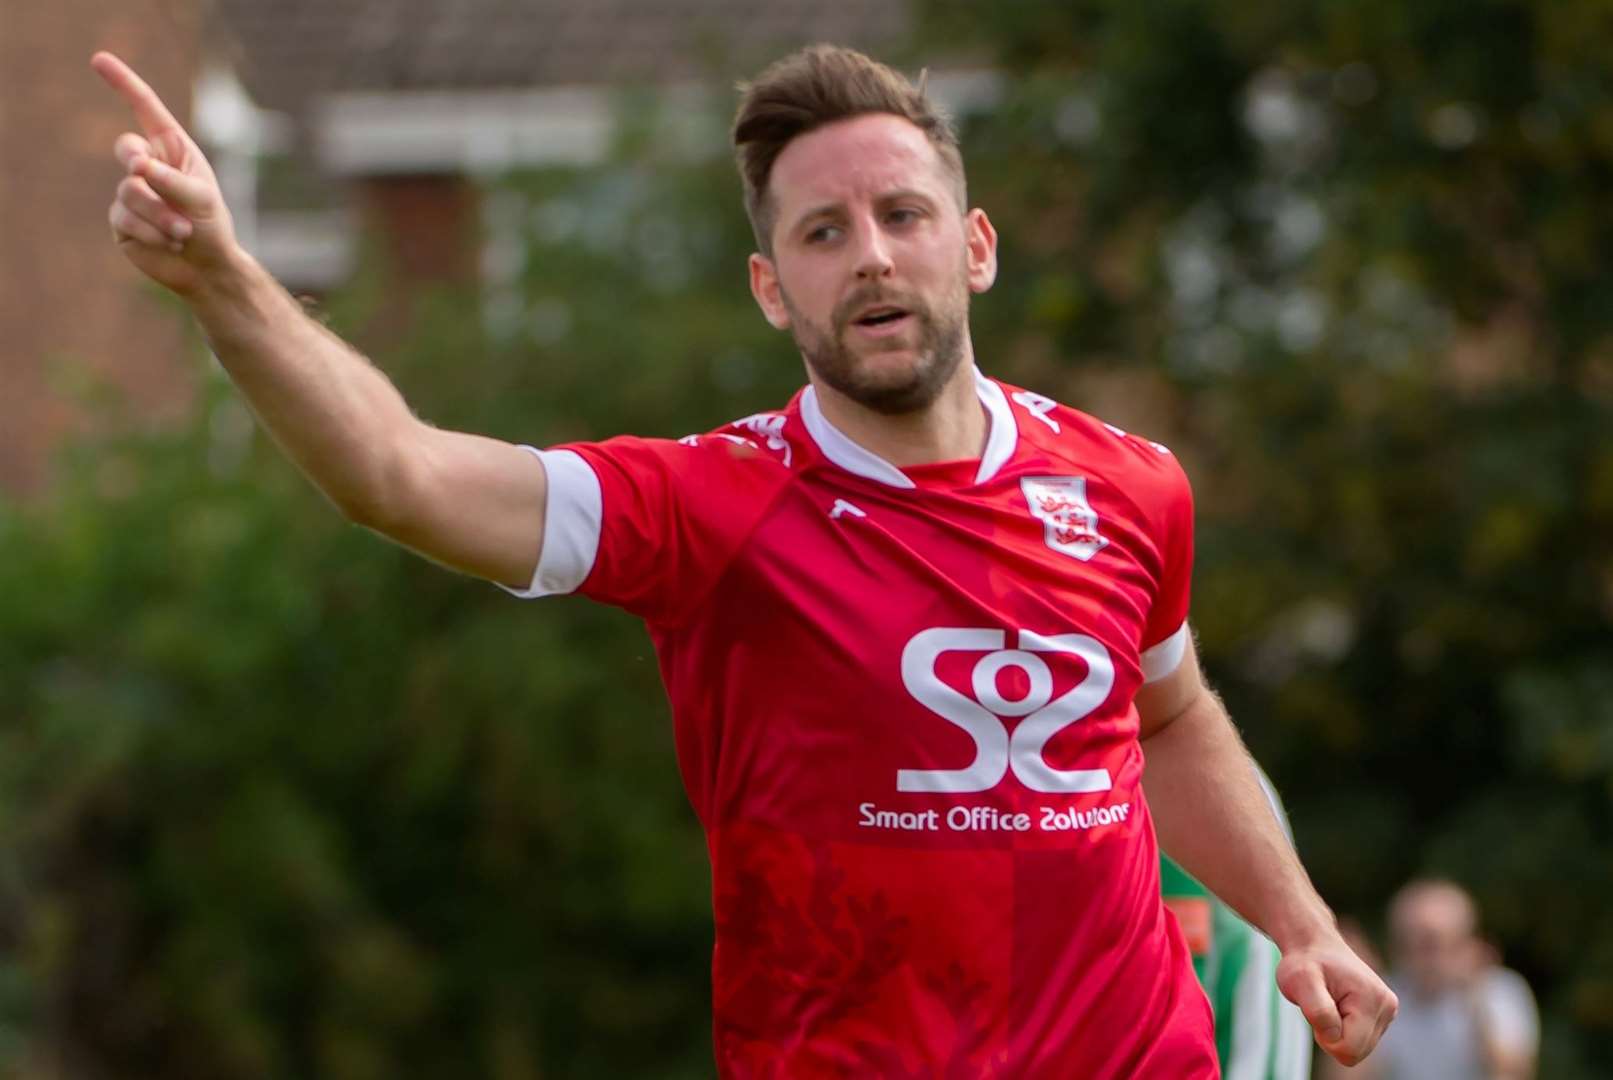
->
[[1161, 855, 1313, 1079], [1325, 879, 1537, 1080]]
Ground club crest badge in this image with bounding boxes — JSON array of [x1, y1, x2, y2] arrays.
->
[[1020, 476, 1108, 561]]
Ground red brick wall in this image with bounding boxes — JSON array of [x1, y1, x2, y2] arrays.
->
[[1, 0, 199, 494], [358, 175, 480, 284], [346, 175, 481, 352]]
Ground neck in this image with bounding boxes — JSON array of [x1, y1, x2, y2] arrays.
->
[[810, 352, 988, 468]]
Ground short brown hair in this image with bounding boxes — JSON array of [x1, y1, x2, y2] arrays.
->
[[732, 44, 965, 254]]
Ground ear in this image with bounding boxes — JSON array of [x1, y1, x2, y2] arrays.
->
[[749, 252, 791, 329], [964, 208, 999, 294]]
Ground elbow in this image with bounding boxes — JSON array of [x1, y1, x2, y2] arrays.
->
[[329, 437, 421, 537], [334, 486, 397, 533]]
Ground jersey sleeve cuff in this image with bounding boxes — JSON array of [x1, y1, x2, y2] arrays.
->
[[497, 447, 602, 599], [1140, 622, 1189, 683]]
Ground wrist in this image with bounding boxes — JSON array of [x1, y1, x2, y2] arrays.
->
[[183, 242, 260, 309], [1267, 897, 1340, 955], [186, 246, 288, 349]]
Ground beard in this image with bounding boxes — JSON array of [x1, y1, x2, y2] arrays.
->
[[782, 276, 970, 416]]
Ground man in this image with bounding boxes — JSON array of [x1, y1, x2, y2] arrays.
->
[[1364, 880, 1538, 1080], [1161, 766, 1314, 1080], [93, 43, 1395, 1076]]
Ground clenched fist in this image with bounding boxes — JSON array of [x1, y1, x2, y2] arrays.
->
[[1278, 933, 1399, 1066]]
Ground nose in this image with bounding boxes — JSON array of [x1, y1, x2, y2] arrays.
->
[[853, 217, 894, 280]]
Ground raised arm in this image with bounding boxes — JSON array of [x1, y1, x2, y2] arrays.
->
[[91, 51, 547, 588], [1136, 632, 1398, 1067]]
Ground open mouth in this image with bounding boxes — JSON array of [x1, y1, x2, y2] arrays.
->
[[854, 306, 910, 328]]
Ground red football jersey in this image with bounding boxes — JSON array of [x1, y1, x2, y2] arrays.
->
[[507, 370, 1217, 1078]]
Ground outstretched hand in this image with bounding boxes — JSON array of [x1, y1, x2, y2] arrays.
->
[[91, 51, 237, 296], [1278, 934, 1399, 1066]]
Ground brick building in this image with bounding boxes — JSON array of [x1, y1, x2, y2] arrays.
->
[[2, 0, 202, 493], [5, 0, 924, 495]]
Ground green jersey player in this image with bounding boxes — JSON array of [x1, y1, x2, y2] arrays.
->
[[1161, 767, 1314, 1080]]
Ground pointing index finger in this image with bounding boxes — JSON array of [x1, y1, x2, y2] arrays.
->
[[91, 51, 183, 138]]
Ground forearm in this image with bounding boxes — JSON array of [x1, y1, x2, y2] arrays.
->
[[1136, 645, 1397, 1062], [1140, 691, 1335, 951], [186, 247, 421, 525], [95, 53, 549, 584]]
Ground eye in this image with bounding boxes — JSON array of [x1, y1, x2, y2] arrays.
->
[[885, 207, 922, 227], [805, 223, 842, 244]]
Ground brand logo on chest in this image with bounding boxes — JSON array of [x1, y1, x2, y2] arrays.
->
[[1020, 476, 1108, 561]]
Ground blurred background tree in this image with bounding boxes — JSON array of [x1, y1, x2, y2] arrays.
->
[[2, 0, 1611, 1076], [925, 1, 1613, 1075]]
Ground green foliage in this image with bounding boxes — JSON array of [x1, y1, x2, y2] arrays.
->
[[0, 134, 760, 1072], [926, 1, 1613, 1073], [0, 384, 714, 1077], [5, 2, 1613, 1074]]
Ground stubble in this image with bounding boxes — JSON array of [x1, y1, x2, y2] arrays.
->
[[783, 273, 970, 416]]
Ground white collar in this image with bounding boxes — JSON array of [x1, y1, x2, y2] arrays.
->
[[799, 368, 1018, 489]]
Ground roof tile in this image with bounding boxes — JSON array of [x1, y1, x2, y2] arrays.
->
[[214, 0, 911, 114]]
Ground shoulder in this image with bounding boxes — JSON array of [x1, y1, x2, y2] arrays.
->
[[681, 408, 802, 471], [1481, 966, 1538, 1008], [994, 378, 1192, 500], [567, 401, 804, 484]]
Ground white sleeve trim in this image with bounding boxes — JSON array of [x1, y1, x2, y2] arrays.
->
[[1140, 621, 1189, 683], [497, 447, 602, 599]]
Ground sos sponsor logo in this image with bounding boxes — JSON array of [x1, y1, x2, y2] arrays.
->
[[897, 628, 1115, 794], [854, 628, 1135, 837]]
